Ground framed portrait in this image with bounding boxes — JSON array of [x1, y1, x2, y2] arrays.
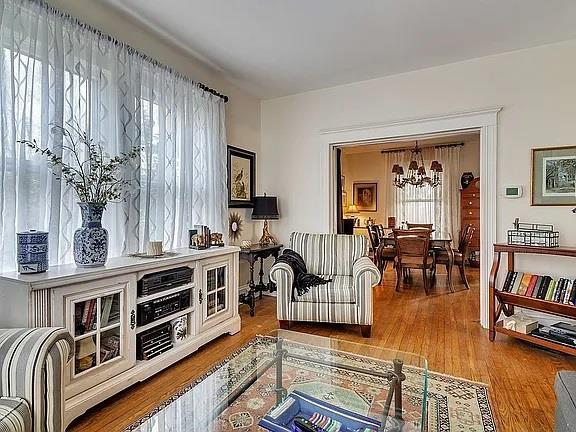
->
[[531, 146, 576, 206], [342, 191, 348, 208], [227, 146, 255, 208], [353, 182, 377, 212]]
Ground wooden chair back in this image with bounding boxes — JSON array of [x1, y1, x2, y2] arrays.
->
[[406, 222, 433, 230], [393, 229, 431, 265], [368, 224, 388, 248], [458, 224, 476, 256]]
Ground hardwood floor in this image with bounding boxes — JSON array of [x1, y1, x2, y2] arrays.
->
[[69, 267, 575, 431]]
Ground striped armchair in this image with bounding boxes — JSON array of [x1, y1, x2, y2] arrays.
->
[[270, 232, 380, 337], [0, 328, 73, 432]]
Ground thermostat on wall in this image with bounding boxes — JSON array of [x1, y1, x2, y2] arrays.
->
[[503, 185, 523, 198]]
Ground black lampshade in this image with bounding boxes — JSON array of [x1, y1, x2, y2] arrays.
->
[[252, 196, 279, 220]]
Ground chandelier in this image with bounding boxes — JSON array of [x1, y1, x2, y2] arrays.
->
[[392, 142, 443, 189]]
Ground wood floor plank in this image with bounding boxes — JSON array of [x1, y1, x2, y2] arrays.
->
[[68, 267, 575, 431]]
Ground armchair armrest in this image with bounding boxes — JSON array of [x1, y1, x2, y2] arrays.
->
[[0, 328, 73, 432], [270, 262, 294, 321], [352, 256, 380, 325]]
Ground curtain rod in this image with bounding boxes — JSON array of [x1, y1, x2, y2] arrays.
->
[[25, 0, 229, 103], [379, 142, 465, 154]]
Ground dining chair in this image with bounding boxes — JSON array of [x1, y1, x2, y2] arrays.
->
[[406, 222, 433, 230], [434, 224, 475, 289], [393, 229, 434, 295], [368, 225, 396, 276]]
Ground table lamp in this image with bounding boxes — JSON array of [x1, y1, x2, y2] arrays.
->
[[252, 194, 279, 246], [346, 204, 359, 226]]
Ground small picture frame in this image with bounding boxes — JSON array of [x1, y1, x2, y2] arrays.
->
[[531, 145, 576, 206], [353, 182, 378, 212], [228, 146, 256, 208]]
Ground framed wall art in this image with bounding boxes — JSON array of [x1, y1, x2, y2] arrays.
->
[[531, 145, 576, 206], [228, 146, 256, 208], [353, 182, 378, 212]]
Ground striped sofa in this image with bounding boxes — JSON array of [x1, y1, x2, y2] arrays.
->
[[270, 232, 380, 337], [0, 328, 73, 432]]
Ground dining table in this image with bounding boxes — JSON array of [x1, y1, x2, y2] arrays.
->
[[377, 229, 455, 293]]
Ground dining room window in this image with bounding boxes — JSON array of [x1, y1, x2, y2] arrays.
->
[[388, 144, 461, 240]]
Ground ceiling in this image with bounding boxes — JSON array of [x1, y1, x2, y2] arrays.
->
[[341, 131, 480, 155], [98, 0, 576, 99]]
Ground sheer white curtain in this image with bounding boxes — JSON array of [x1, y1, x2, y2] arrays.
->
[[390, 146, 461, 239], [435, 145, 461, 241], [0, 0, 227, 270]]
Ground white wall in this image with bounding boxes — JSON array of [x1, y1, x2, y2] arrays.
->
[[261, 40, 576, 282], [46, 0, 260, 287]]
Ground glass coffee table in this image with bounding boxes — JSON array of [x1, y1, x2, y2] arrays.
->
[[128, 330, 428, 432]]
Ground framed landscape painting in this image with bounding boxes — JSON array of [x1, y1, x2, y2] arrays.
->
[[531, 145, 576, 206], [228, 146, 255, 208], [353, 182, 377, 212]]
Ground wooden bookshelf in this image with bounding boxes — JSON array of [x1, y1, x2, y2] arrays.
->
[[489, 243, 576, 355]]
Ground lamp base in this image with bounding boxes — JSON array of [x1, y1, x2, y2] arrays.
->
[[258, 220, 277, 247]]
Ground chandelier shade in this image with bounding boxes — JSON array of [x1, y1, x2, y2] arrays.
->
[[392, 141, 443, 189]]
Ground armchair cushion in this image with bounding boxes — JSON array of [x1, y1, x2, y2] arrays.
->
[[294, 275, 355, 304], [0, 397, 31, 432]]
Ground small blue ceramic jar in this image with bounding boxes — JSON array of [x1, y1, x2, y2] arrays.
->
[[17, 230, 49, 273]]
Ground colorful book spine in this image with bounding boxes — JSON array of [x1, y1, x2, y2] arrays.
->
[[531, 276, 543, 298], [546, 279, 557, 301], [518, 273, 532, 296], [502, 271, 515, 292], [511, 272, 524, 294], [564, 280, 574, 304], [537, 276, 550, 300], [570, 280, 576, 306], [555, 279, 566, 303], [526, 275, 539, 297]]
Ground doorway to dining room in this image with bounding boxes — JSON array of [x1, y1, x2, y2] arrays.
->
[[334, 129, 482, 308]]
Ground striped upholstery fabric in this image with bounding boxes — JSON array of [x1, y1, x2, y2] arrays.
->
[[271, 233, 380, 326], [290, 232, 368, 276], [0, 397, 31, 432], [294, 275, 355, 304], [0, 328, 73, 432]]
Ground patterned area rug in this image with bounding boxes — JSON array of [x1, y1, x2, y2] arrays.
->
[[127, 336, 496, 431]]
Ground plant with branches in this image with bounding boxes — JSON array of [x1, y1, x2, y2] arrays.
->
[[18, 123, 141, 205]]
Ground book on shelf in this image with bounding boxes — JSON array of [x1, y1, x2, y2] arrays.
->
[[570, 281, 576, 305], [517, 273, 532, 296], [526, 275, 538, 297], [511, 272, 523, 294], [545, 279, 557, 301], [101, 296, 114, 327], [497, 272, 576, 306]]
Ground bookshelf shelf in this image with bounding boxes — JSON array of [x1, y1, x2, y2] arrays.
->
[[494, 322, 576, 356], [489, 243, 576, 356]]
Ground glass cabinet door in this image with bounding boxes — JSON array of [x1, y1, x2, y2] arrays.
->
[[205, 266, 227, 318], [199, 256, 233, 333], [55, 274, 136, 398], [73, 292, 122, 376]]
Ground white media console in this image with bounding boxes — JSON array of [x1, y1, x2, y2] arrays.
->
[[0, 246, 241, 427]]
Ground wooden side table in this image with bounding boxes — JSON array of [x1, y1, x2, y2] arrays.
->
[[239, 244, 283, 316]]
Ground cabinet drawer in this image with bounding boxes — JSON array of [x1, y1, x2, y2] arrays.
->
[[462, 208, 480, 219], [462, 198, 480, 209], [461, 191, 480, 200]]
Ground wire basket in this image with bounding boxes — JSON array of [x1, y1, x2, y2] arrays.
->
[[507, 222, 559, 248]]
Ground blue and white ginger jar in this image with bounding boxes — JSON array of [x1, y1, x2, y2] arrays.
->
[[17, 230, 49, 273]]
